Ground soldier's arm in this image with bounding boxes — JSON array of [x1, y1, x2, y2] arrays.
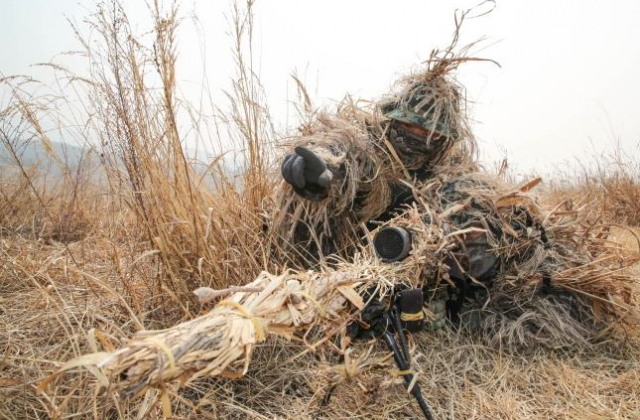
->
[[272, 112, 395, 261]]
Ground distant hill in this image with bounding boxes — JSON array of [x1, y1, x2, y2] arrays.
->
[[1, 139, 93, 167], [0, 140, 245, 186]]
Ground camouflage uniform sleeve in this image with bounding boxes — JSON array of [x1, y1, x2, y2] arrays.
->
[[271, 112, 395, 263]]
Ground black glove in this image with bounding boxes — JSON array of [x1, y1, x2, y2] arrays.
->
[[281, 146, 333, 202]]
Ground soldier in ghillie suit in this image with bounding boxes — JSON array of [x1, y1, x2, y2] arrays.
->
[[271, 57, 498, 324], [270, 58, 636, 349], [274, 67, 478, 263]]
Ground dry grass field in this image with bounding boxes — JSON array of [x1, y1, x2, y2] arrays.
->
[[2, 2, 640, 419]]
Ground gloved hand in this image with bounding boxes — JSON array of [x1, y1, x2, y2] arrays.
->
[[281, 146, 333, 202]]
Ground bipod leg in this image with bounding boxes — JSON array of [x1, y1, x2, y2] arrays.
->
[[390, 308, 411, 363], [382, 328, 435, 420]]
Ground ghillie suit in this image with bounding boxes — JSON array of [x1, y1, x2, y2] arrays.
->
[[270, 57, 638, 350], [384, 171, 639, 350], [271, 64, 475, 266]]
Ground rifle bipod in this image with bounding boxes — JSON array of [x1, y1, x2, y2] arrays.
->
[[382, 310, 435, 420], [348, 289, 436, 419]]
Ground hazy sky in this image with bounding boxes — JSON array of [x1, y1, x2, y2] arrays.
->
[[2, 0, 639, 175]]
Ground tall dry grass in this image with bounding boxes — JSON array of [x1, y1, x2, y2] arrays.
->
[[541, 146, 640, 227], [77, 0, 278, 307], [2, 2, 282, 416]]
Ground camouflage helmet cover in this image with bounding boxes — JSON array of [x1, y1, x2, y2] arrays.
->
[[381, 81, 459, 140]]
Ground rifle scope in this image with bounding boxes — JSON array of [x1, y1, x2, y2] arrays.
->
[[373, 227, 411, 262]]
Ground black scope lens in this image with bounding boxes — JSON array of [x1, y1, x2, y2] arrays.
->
[[373, 227, 412, 262]]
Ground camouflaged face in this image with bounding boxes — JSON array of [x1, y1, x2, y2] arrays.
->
[[388, 117, 458, 173], [388, 125, 448, 171]]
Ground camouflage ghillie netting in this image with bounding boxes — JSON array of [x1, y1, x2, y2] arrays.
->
[[380, 172, 639, 349]]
